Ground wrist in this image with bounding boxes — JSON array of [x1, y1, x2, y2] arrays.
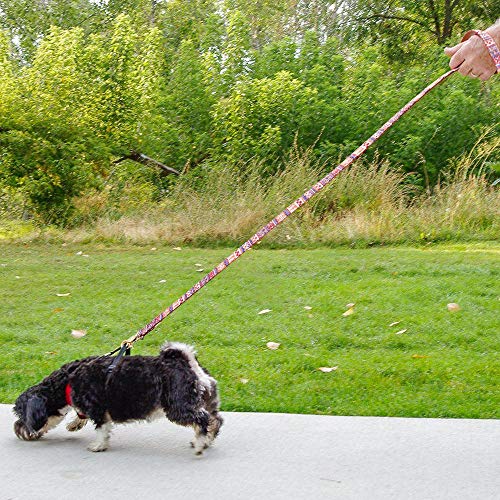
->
[[461, 26, 500, 74], [485, 22, 500, 46]]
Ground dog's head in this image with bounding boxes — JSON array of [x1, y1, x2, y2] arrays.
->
[[12, 357, 95, 441], [13, 392, 48, 440]]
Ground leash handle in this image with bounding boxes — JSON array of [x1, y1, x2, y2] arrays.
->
[[122, 68, 457, 348]]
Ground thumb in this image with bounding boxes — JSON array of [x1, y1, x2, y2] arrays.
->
[[444, 43, 462, 57]]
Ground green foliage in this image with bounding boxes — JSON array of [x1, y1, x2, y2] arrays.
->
[[211, 71, 328, 170], [0, 2, 498, 224], [0, 130, 99, 222], [0, 0, 101, 59], [0, 32, 17, 121], [161, 0, 224, 55], [0, 17, 165, 222], [338, 0, 499, 48], [157, 39, 216, 170], [333, 46, 498, 182], [80, 15, 164, 150]]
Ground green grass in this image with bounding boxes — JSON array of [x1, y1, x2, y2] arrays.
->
[[1, 242, 499, 418]]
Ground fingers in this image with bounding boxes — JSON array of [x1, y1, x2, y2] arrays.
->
[[444, 43, 462, 57], [444, 42, 466, 69], [457, 61, 473, 77], [444, 34, 497, 80], [461, 66, 494, 81], [479, 68, 495, 81], [449, 50, 466, 70]]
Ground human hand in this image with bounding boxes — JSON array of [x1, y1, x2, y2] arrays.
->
[[444, 24, 500, 81]]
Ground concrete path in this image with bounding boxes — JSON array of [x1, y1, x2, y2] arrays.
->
[[1, 404, 499, 500]]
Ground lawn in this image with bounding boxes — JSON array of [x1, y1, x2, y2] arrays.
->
[[1, 242, 498, 418]]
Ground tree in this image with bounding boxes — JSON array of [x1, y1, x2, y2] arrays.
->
[[0, 0, 102, 60], [0, 16, 168, 222], [211, 71, 329, 170], [156, 39, 216, 170], [339, 0, 500, 47], [0, 31, 18, 126], [160, 0, 224, 56]]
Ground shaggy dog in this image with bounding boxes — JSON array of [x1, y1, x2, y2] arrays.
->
[[13, 342, 223, 455]]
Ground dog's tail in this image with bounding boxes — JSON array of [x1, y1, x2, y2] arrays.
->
[[160, 342, 215, 389], [160, 341, 197, 357]]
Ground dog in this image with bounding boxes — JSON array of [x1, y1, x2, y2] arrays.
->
[[13, 342, 223, 455]]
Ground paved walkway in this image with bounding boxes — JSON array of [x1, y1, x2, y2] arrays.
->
[[1, 404, 499, 500]]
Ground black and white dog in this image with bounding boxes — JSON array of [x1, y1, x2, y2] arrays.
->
[[13, 342, 223, 455]]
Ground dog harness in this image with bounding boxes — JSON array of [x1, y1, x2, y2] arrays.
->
[[65, 384, 87, 419]]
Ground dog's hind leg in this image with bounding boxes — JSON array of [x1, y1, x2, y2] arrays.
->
[[165, 408, 210, 455], [205, 382, 223, 446], [86, 410, 112, 453]]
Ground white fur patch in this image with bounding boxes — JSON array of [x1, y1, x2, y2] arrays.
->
[[192, 423, 210, 455], [88, 422, 112, 452], [146, 408, 166, 422], [161, 341, 196, 355]]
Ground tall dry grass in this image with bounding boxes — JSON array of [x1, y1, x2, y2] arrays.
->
[[57, 137, 499, 246], [2, 137, 498, 246]]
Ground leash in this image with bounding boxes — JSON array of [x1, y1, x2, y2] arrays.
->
[[112, 68, 455, 353], [109, 30, 499, 355]]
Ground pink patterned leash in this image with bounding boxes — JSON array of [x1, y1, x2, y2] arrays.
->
[[116, 68, 458, 351], [461, 30, 500, 72]]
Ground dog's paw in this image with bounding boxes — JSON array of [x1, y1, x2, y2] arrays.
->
[[67, 418, 87, 432], [190, 439, 209, 450], [87, 441, 108, 452], [192, 436, 210, 455]]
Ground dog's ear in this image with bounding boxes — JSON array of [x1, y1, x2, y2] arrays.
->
[[25, 395, 48, 433]]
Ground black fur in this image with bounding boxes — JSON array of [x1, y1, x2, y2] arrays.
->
[[13, 358, 89, 439], [13, 343, 223, 454]]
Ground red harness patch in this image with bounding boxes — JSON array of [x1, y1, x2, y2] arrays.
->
[[65, 384, 87, 419]]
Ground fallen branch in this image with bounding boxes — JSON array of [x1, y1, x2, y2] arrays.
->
[[114, 150, 180, 176]]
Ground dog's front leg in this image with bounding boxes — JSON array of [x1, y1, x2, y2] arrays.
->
[[66, 414, 88, 432], [38, 413, 67, 437], [191, 424, 210, 455], [87, 422, 112, 452]]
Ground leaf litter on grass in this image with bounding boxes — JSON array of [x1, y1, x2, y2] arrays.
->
[[266, 342, 280, 350], [318, 366, 338, 373], [71, 329, 87, 339]]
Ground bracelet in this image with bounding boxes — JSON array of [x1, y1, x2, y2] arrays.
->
[[461, 30, 500, 73]]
